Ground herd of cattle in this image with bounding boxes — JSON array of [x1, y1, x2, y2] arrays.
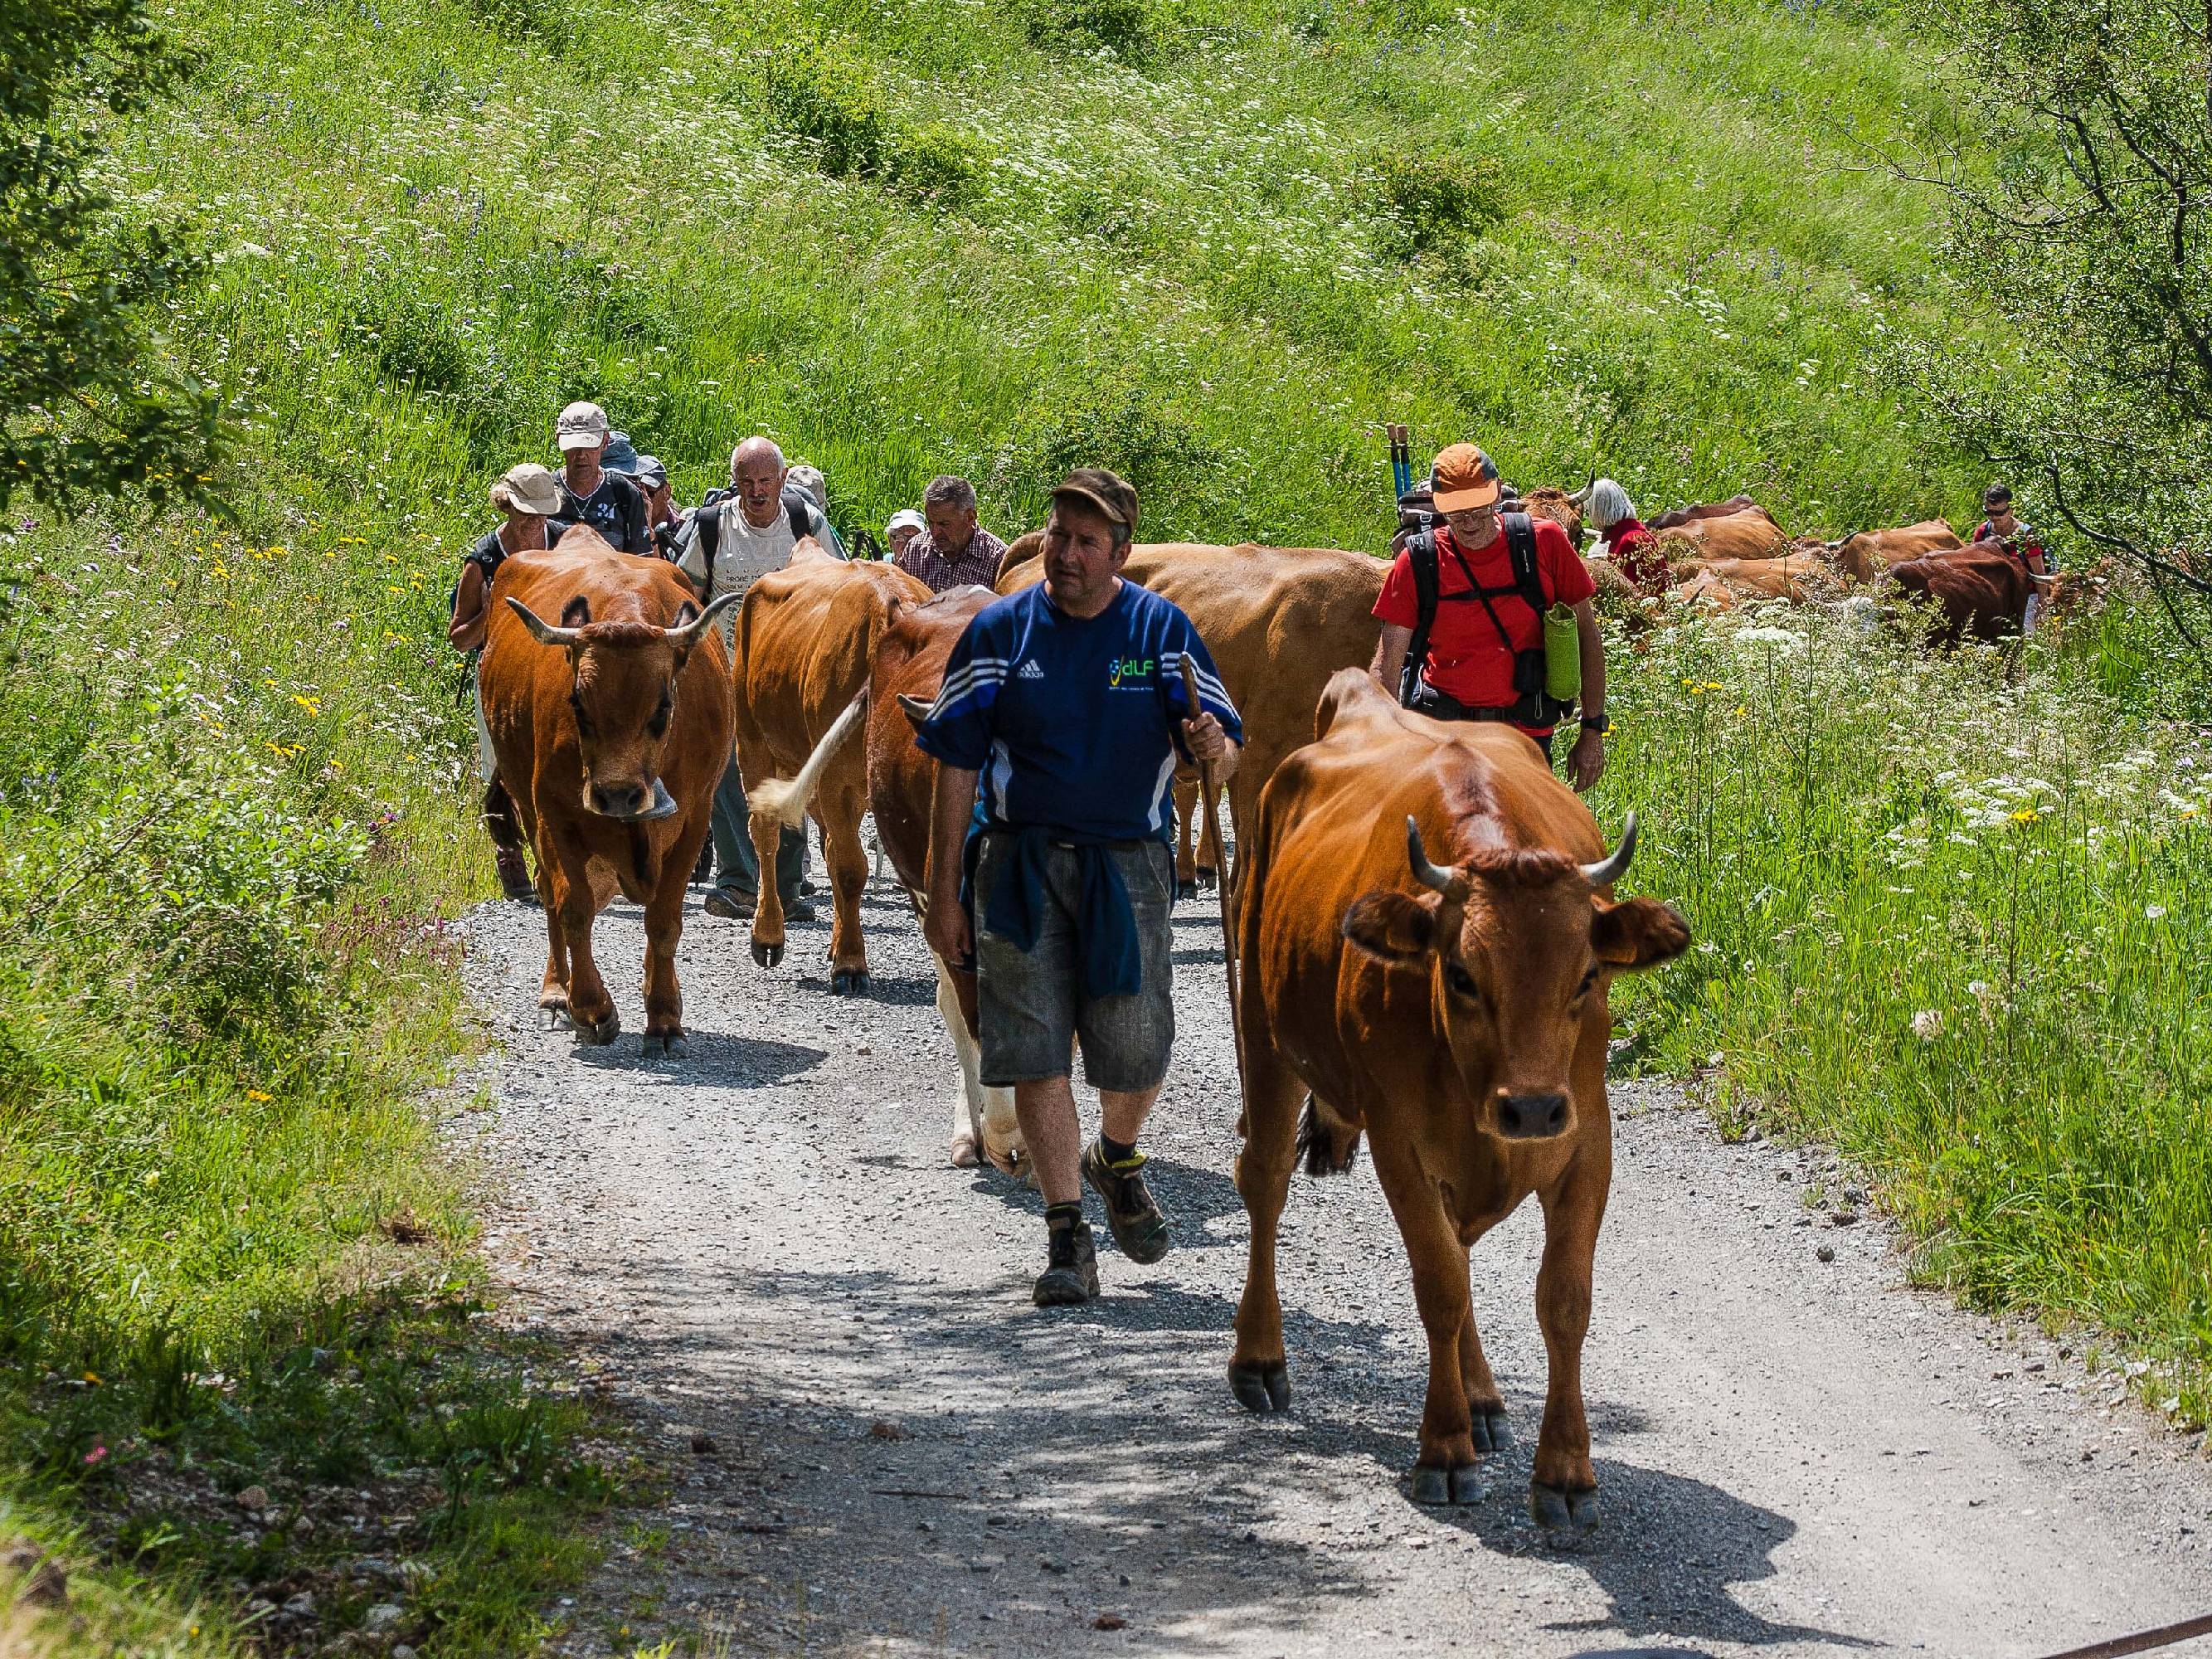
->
[[474, 493, 2033, 1521]]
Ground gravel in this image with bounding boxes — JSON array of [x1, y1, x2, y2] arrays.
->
[[460, 875, 2212, 1657]]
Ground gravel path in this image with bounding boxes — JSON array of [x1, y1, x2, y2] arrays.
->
[[460, 878, 2212, 1659]]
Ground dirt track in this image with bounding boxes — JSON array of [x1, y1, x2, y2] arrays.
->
[[461, 879, 2212, 1658]]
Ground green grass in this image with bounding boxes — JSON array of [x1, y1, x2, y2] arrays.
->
[[4, 0, 2208, 1643], [1601, 601, 2212, 1428]]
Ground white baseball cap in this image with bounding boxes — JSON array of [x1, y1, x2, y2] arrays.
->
[[555, 400, 610, 451]]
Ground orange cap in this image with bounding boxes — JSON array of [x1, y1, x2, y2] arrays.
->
[[1431, 443, 1503, 513]]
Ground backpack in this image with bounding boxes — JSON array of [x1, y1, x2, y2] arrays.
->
[[686, 487, 813, 585], [1398, 511, 1572, 726]]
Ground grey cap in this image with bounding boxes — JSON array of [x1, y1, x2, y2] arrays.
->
[[630, 454, 668, 490]]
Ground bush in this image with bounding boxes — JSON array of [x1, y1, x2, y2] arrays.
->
[[1016, 0, 1179, 61], [1371, 149, 1505, 256], [763, 40, 989, 202], [992, 382, 1237, 536]]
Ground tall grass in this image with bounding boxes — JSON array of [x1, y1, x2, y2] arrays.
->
[[1602, 601, 2212, 1426]]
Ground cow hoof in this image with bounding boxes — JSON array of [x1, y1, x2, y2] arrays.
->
[[1451, 1465, 1485, 1504], [752, 941, 784, 969], [1408, 1466, 1454, 1506], [573, 1010, 620, 1046], [831, 969, 869, 996], [1175, 879, 1197, 902], [1529, 1481, 1599, 1532], [1195, 867, 1218, 891], [642, 1031, 688, 1059], [1472, 1405, 1511, 1452], [1228, 1361, 1290, 1414], [950, 1134, 980, 1169], [539, 1006, 571, 1031]]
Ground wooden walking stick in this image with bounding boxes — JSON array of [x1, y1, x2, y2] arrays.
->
[[1179, 653, 1245, 1088]]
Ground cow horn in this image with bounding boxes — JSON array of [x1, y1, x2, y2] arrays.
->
[[505, 596, 581, 646], [663, 591, 742, 649], [1405, 816, 1463, 896], [1579, 811, 1639, 887], [1567, 474, 1594, 508]]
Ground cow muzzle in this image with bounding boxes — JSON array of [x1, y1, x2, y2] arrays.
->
[[587, 776, 679, 822], [1495, 1091, 1570, 1141]]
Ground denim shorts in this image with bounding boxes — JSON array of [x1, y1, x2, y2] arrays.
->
[[972, 834, 1176, 1092]]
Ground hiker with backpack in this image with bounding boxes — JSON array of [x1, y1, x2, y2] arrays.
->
[[1369, 442, 1610, 792], [674, 435, 839, 920]]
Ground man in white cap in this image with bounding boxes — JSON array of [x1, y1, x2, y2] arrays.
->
[[449, 461, 566, 902], [552, 401, 652, 556], [674, 434, 839, 920]]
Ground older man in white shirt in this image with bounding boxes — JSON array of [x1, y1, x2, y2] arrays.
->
[[676, 435, 842, 919]]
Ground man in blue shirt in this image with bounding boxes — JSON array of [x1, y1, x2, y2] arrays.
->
[[918, 469, 1242, 1306]]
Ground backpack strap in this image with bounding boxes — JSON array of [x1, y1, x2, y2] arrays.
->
[[1503, 512, 1548, 614], [1398, 529, 1441, 708]]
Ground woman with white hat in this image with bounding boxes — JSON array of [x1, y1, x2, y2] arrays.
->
[[450, 461, 565, 902], [885, 508, 926, 561]]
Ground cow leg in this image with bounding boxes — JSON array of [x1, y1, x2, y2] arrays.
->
[[819, 792, 870, 996], [1172, 776, 1200, 900], [746, 804, 787, 971], [935, 952, 1023, 1175], [1370, 1141, 1480, 1504], [533, 827, 574, 1024], [1456, 1265, 1510, 1452], [547, 839, 618, 1045], [1228, 1043, 1301, 1415], [639, 821, 703, 1058], [1529, 1160, 1607, 1531]]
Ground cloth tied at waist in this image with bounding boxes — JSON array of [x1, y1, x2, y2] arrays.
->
[[968, 824, 1145, 1000]]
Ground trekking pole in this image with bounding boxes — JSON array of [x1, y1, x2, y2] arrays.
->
[[1388, 423, 1413, 506], [1179, 653, 1245, 1091]]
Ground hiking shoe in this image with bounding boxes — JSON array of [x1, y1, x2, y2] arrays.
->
[[781, 895, 816, 923], [493, 846, 537, 904], [1081, 1141, 1170, 1265], [702, 885, 756, 919], [1033, 1220, 1100, 1306]]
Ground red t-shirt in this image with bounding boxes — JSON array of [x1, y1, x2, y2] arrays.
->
[[1374, 518, 1595, 732], [1606, 518, 1670, 596]]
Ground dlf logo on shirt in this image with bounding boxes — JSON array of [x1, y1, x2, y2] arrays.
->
[[1107, 656, 1155, 688]]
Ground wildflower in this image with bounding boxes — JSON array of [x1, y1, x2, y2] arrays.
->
[[83, 1371, 100, 1385], [143, 1170, 159, 1187], [2145, 904, 2167, 922], [2009, 808, 2039, 825], [292, 694, 321, 715], [85, 1444, 108, 1466], [246, 1088, 273, 1102], [1911, 1010, 1944, 1040]]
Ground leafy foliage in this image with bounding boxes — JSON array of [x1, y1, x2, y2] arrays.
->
[[0, 0, 223, 509], [1894, 0, 2212, 664], [1371, 149, 1505, 256], [762, 38, 987, 202]]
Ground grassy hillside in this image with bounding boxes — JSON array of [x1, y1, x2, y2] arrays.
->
[[2, 0, 2206, 1647]]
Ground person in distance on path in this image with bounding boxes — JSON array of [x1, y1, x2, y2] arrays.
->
[[917, 469, 1242, 1306], [1971, 482, 2051, 635], [895, 474, 1009, 593], [552, 401, 654, 556]]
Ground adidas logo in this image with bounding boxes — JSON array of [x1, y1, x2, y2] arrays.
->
[[1017, 660, 1046, 680]]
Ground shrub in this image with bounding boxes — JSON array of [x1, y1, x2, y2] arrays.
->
[[1371, 149, 1505, 256], [763, 41, 989, 202], [993, 382, 1235, 536], [1016, 0, 1179, 61]]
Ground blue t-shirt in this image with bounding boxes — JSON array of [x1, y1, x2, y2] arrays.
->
[[915, 581, 1244, 844]]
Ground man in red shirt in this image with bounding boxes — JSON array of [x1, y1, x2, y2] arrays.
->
[[1369, 443, 1609, 791], [1971, 483, 2051, 634]]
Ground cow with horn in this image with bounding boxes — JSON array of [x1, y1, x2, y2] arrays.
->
[[482, 526, 739, 1054], [1226, 667, 1689, 1526]]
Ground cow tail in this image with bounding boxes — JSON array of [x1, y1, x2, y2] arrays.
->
[[748, 689, 868, 828], [1296, 1094, 1362, 1177]]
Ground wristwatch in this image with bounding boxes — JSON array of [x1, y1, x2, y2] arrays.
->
[[1580, 715, 1608, 732]]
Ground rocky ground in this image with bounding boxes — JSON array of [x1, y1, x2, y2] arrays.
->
[[459, 878, 2212, 1659]]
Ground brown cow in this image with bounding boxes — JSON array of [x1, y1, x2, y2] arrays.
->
[[994, 535, 1385, 902], [1519, 485, 1587, 550], [1833, 519, 1962, 583], [1667, 552, 1835, 605], [1650, 494, 1772, 531], [737, 547, 931, 991], [1227, 668, 1689, 1525], [1886, 542, 2031, 645], [1654, 508, 1788, 563], [483, 528, 738, 1054]]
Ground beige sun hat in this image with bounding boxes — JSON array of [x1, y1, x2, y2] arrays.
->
[[490, 461, 564, 517]]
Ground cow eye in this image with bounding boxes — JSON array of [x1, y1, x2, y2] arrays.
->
[[1445, 961, 1479, 999], [647, 685, 673, 739], [568, 691, 595, 738], [1575, 966, 1600, 999]]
